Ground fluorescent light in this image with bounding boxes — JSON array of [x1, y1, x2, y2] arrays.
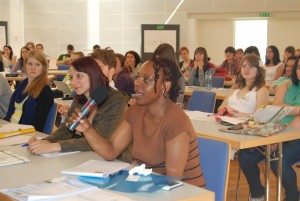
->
[[165, 0, 185, 24]]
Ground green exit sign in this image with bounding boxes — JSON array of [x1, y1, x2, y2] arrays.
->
[[259, 12, 271, 17], [156, 25, 165, 30]]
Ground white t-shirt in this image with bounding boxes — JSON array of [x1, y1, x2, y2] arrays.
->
[[264, 62, 283, 81], [228, 88, 257, 114]]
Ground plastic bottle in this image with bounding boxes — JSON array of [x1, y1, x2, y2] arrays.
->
[[205, 70, 212, 90]]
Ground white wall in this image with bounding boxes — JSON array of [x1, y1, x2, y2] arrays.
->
[[1, 0, 300, 64]]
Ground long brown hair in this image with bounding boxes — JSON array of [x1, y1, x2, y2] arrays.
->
[[235, 54, 266, 91], [23, 50, 48, 98]]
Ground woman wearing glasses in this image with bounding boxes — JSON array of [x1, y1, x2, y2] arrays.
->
[[65, 57, 206, 187]]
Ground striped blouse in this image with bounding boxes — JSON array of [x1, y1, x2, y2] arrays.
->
[[125, 104, 206, 187]]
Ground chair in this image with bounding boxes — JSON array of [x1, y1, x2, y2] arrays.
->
[[43, 103, 58, 134], [197, 137, 231, 201], [212, 76, 225, 88], [187, 91, 216, 113], [56, 65, 70, 81]]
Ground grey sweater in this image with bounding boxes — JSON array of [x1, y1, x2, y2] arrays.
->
[[0, 74, 12, 119]]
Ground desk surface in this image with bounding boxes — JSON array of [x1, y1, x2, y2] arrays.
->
[[0, 121, 214, 201], [191, 117, 300, 149], [0, 72, 55, 82], [48, 70, 69, 76], [184, 86, 274, 103]]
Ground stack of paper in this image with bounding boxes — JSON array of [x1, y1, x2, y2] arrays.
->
[[61, 160, 130, 178], [0, 178, 97, 201], [0, 123, 35, 139], [0, 150, 30, 167]]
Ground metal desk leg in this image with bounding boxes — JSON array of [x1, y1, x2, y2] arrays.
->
[[265, 144, 270, 201], [277, 142, 283, 201]]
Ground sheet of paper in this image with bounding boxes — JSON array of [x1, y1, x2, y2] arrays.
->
[[0, 136, 41, 146], [0, 150, 30, 167], [0, 178, 97, 201], [0, 123, 34, 133], [61, 160, 130, 178], [59, 189, 134, 201], [219, 116, 246, 125], [39, 151, 81, 158], [185, 110, 213, 120]]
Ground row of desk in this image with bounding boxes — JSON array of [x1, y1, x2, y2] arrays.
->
[[0, 70, 68, 82], [0, 119, 214, 201], [184, 86, 274, 104]]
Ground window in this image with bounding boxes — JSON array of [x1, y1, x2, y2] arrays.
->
[[235, 20, 268, 63]]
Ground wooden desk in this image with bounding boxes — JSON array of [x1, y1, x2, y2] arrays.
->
[[191, 117, 300, 201], [0, 121, 214, 201]]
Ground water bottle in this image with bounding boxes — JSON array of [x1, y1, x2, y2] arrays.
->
[[205, 70, 212, 90]]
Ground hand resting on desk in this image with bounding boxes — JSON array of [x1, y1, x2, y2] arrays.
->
[[27, 136, 61, 155]]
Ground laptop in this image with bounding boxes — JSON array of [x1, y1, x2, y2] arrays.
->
[[53, 80, 72, 96]]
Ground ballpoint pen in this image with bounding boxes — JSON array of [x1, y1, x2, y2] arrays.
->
[[21, 138, 45, 147]]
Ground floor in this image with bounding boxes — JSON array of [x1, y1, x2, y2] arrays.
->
[[226, 159, 300, 201]]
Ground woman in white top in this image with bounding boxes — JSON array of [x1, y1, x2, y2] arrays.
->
[[218, 54, 269, 118], [264, 45, 284, 81]]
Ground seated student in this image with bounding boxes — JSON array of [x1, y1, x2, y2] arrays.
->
[[0, 73, 12, 119], [178, 46, 193, 79], [57, 52, 84, 120], [56, 44, 74, 66], [27, 56, 131, 162], [63, 58, 206, 187], [219, 46, 240, 76], [11, 46, 30, 73], [188, 47, 216, 87], [152, 43, 185, 107], [269, 57, 300, 201], [269, 56, 296, 95], [36, 43, 51, 63], [282, 46, 295, 75], [4, 50, 54, 132], [218, 54, 269, 118], [241, 56, 300, 201], [236, 48, 244, 67], [113, 53, 134, 97], [124, 50, 142, 80], [91, 48, 116, 88], [244, 46, 264, 67], [264, 45, 284, 81], [3, 45, 17, 66], [25, 41, 35, 50]]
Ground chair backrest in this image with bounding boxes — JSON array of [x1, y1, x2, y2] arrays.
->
[[212, 76, 225, 88], [197, 137, 230, 201], [43, 103, 58, 134], [187, 91, 216, 113], [56, 65, 70, 81]]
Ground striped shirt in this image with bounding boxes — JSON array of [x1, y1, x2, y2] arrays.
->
[[125, 104, 206, 187]]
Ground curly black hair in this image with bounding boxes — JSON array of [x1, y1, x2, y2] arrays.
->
[[151, 57, 181, 103]]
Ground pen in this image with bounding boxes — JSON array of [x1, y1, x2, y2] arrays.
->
[[21, 138, 46, 147]]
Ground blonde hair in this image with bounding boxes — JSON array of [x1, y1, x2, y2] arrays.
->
[[23, 50, 48, 98]]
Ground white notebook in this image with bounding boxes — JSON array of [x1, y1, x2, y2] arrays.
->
[[61, 160, 130, 178]]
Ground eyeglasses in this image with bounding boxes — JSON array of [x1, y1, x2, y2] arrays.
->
[[134, 74, 155, 85]]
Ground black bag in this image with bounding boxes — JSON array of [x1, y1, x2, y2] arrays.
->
[[52, 89, 63, 98]]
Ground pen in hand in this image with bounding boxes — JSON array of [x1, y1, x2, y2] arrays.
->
[[21, 138, 45, 147]]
